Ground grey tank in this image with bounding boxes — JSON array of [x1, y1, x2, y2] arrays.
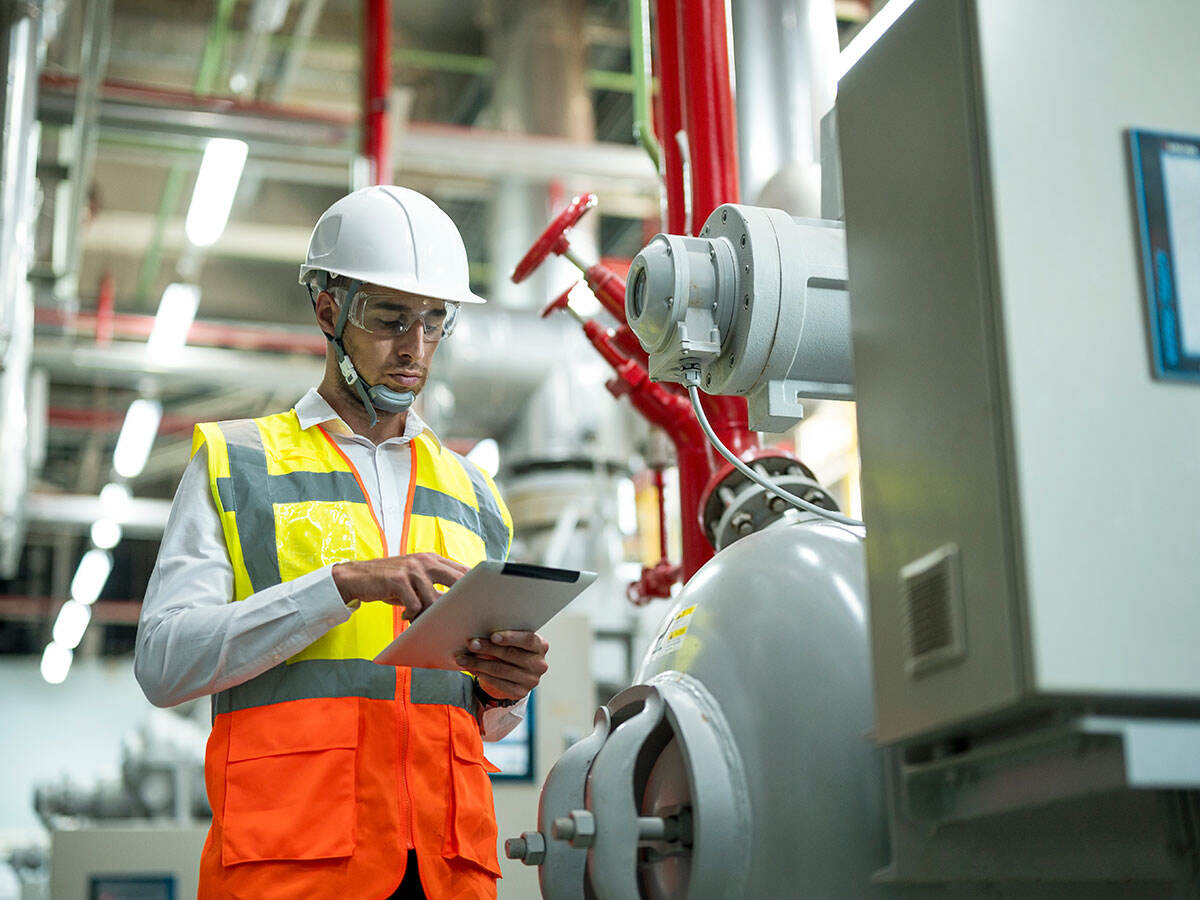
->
[[634, 515, 889, 897]]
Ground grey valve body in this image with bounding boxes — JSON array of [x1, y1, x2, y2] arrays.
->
[[626, 204, 854, 431]]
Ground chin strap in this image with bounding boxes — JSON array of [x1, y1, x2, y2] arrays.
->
[[311, 277, 415, 428]]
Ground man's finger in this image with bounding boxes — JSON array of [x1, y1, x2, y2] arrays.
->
[[465, 637, 545, 668], [489, 630, 549, 654], [457, 652, 545, 685], [408, 571, 439, 619]]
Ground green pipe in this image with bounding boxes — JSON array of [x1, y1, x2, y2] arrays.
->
[[134, 0, 237, 304], [267, 34, 637, 93], [629, 0, 660, 169]]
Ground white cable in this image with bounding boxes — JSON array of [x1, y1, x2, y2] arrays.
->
[[686, 382, 866, 529]]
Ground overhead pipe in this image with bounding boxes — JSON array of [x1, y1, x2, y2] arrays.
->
[[56, 0, 114, 310], [362, 0, 391, 184], [39, 76, 658, 192]]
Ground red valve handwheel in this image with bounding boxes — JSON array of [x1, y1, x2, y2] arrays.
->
[[510, 192, 598, 284], [540, 283, 577, 319]]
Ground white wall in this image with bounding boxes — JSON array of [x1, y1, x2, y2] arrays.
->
[[0, 657, 155, 839]]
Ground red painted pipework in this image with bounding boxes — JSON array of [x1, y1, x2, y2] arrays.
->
[[650, 0, 760, 578], [35, 307, 328, 355], [678, 0, 741, 224], [95, 272, 115, 346], [39, 73, 357, 126], [651, 0, 688, 235], [363, 0, 392, 184], [578, 318, 721, 578]]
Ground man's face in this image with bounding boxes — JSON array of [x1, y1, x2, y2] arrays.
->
[[325, 285, 453, 398]]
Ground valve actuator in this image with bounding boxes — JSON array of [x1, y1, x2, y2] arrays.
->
[[626, 205, 853, 431]]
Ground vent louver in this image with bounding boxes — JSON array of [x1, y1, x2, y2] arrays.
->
[[900, 544, 966, 678]]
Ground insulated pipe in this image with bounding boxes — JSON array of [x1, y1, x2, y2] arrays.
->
[[730, 0, 838, 213], [362, 0, 391, 184]]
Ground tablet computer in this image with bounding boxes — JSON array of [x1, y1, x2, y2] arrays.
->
[[373, 560, 597, 670]]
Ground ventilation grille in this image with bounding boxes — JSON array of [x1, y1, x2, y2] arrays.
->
[[900, 544, 966, 678]]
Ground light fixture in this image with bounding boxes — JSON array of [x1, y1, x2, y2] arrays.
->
[[40, 641, 73, 685], [52, 600, 92, 650], [185, 137, 249, 247], [70, 548, 113, 606], [113, 399, 162, 479], [146, 283, 200, 359], [90, 517, 122, 550], [99, 481, 132, 512], [466, 438, 500, 479]]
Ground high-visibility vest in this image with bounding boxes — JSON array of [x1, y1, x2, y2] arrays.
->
[[190, 410, 513, 900]]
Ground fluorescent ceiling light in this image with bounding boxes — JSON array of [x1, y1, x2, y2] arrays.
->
[[185, 137, 248, 247], [52, 600, 92, 650], [147, 283, 200, 359], [99, 482, 132, 515], [113, 399, 162, 479], [466, 438, 500, 479], [40, 641, 73, 685], [90, 517, 123, 550], [71, 548, 113, 606], [836, 0, 916, 81]]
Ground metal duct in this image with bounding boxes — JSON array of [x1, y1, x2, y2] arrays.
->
[[729, 0, 839, 215]]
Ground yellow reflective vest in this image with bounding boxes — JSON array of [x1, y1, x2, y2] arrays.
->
[[190, 409, 513, 900]]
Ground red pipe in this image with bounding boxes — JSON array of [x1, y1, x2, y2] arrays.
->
[[39, 73, 357, 126], [95, 272, 115, 347], [679, 0, 741, 224], [35, 307, 328, 355], [648, 0, 760, 577], [652, 468, 672, 561], [363, 0, 392, 184], [651, 0, 688, 235]]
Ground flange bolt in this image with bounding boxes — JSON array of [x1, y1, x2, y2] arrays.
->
[[504, 830, 547, 865], [551, 809, 596, 848]]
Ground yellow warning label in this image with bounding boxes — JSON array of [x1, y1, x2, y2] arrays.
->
[[651, 604, 697, 660]]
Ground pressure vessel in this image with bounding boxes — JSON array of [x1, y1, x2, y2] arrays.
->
[[512, 514, 889, 898]]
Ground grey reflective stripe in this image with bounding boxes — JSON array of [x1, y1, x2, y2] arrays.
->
[[211, 419, 368, 593], [457, 454, 511, 560], [410, 668, 476, 713], [411, 485, 491, 546], [216, 420, 282, 594], [214, 658, 397, 715]]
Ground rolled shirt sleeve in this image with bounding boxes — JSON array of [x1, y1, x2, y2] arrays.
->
[[134, 448, 353, 708]]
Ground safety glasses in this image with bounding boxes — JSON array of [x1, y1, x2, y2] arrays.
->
[[344, 290, 460, 342]]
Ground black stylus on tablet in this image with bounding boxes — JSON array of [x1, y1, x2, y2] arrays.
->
[[373, 560, 598, 670]]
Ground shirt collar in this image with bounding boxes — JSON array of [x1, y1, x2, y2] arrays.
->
[[293, 387, 440, 448]]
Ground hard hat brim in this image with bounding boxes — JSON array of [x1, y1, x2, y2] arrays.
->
[[299, 264, 488, 305]]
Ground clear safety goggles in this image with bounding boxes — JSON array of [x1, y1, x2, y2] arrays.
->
[[343, 289, 460, 342]]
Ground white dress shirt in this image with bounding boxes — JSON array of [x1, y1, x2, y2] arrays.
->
[[134, 387, 525, 740]]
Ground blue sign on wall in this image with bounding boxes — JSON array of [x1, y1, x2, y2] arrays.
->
[[1130, 129, 1200, 383]]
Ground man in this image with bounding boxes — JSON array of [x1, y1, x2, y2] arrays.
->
[[135, 185, 549, 900]]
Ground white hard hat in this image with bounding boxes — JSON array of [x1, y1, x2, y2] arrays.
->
[[299, 185, 486, 305]]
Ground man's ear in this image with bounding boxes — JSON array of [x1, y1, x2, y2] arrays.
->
[[314, 290, 338, 340]]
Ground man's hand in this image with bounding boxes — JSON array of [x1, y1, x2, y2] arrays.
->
[[456, 631, 550, 704], [332, 553, 469, 620]]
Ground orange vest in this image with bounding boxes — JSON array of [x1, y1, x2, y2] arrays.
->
[[191, 411, 514, 899]]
